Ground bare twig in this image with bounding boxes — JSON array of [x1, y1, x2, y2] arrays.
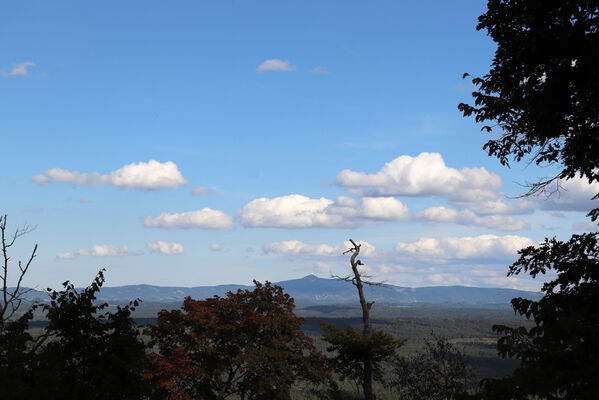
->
[[0, 214, 38, 330]]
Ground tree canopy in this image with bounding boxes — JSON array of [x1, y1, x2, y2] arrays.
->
[[490, 233, 599, 399], [459, 0, 599, 216], [460, 1, 599, 398], [0, 270, 148, 400], [145, 280, 328, 400]]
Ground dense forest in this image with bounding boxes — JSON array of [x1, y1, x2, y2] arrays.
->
[[2, 0, 599, 399]]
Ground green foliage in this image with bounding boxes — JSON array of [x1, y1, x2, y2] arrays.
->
[[0, 269, 149, 400], [391, 335, 477, 400], [458, 0, 599, 203], [487, 233, 599, 399], [320, 322, 404, 388], [146, 281, 328, 400]]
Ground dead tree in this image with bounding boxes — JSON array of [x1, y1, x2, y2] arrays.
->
[[0, 214, 37, 331], [334, 239, 383, 400]]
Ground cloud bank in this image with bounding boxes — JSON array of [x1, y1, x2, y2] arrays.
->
[[239, 194, 408, 228], [394, 234, 534, 261]]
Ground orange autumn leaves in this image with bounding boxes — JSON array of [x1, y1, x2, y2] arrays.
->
[[144, 282, 328, 400]]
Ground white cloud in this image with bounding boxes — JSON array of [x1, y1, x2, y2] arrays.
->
[[77, 245, 140, 257], [263, 240, 338, 257], [359, 197, 409, 219], [239, 194, 409, 228], [394, 234, 534, 261], [30, 174, 50, 185], [147, 241, 184, 255], [416, 206, 527, 231], [107, 160, 187, 189], [336, 152, 501, 198], [456, 196, 532, 216], [43, 168, 104, 186], [240, 195, 338, 228], [32, 160, 187, 190], [144, 209, 234, 229], [256, 59, 296, 72], [56, 252, 76, 260], [263, 239, 375, 258], [190, 186, 215, 195], [209, 243, 230, 252], [1, 62, 35, 77], [309, 66, 330, 74], [535, 177, 599, 212]]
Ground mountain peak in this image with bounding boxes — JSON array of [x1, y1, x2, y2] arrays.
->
[[301, 274, 322, 280]]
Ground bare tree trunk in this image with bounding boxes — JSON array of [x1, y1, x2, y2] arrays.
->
[[0, 214, 37, 332], [345, 239, 375, 400]]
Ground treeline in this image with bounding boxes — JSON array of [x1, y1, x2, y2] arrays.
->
[[0, 270, 477, 400]]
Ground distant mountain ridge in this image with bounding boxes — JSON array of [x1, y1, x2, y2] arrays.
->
[[20, 275, 542, 306]]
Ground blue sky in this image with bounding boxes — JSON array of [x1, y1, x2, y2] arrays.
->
[[2, 1, 597, 291]]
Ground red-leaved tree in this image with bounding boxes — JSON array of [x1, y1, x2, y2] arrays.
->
[[145, 281, 328, 400]]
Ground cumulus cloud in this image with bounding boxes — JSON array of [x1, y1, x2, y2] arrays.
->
[[107, 160, 187, 189], [77, 245, 140, 257], [32, 160, 187, 190], [416, 206, 527, 231], [147, 241, 184, 255], [256, 59, 296, 72], [144, 209, 234, 229], [56, 252, 76, 260], [191, 186, 215, 195], [239, 194, 409, 228], [209, 243, 230, 252], [1, 62, 35, 77], [394, 234, 534, 261], [263, 239, 375, 258], [336, 152, 501, 198]]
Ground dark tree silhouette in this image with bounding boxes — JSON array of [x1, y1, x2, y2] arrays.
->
[[0, 269, 149, 400], [488, 233, 599, 399], [145, 281, 327, 400], [459, 1, 599, 398], [458, 0, 599, 220]]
